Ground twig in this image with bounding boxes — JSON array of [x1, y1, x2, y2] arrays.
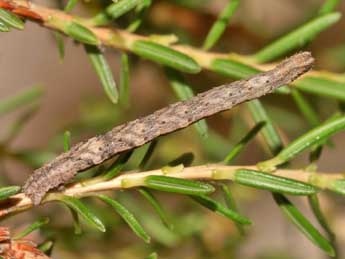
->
[[1, 164, 343, 218], [0, 0, 343, 82]]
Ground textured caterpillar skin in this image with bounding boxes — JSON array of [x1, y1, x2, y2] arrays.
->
[[23, 52, 314, 205]]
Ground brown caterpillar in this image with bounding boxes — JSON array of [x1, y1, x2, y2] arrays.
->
[[23, 52, 314, 205]]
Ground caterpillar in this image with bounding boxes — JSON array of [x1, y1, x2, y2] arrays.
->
[[23, 52, 314, 205]]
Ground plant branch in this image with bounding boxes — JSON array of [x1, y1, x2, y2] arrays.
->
[[0, 0, 344, 84], [0, 164, 343, 218]]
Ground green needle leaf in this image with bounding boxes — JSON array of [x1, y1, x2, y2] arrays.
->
[[64, 0, 79, 12], [234, 169, 318, 195], [0, 20, 9, 32], [132, 40, 201, 73], [166, 68, 208, 138], [0, 186, 21, 200], [291, 89, 321, 128], [0, 86, 42, 116], [145, 175, 215, 195], [296, 76, 345, 101], [259, 116, 345, 171], [53, 32, 65, 61], [59, 195, 106, 232], [65, 22, 99, 45], [63, 130, 71, 152], [4, 105, 38, 143], [98, 194, 150, 243], [137, 141, 157, 169], [203, 0, 240, 50], [138, 188, 173, 229], [90, 0, 143, 26], [308, 194, 335, 242], [101, 151, 133, 180], [253, 12, 341, 63], [191, 195, 252, 225], [168, 152, 194, 167], [69, 207, 82, 235], [273, 194, 335, 256], [0, 8, 24, 30], [89, 12, 111, 27], [247, 100, 283, 155], [14, 217, 50, 240], [319, 0, 340, 15], [106, 0, 143, 19], [221, 184, 245, 235], [38, 240, 54, 254], [211, 58, 258, 79], [139, 140, 158, 170], [127, 0, 151, 32], [119, 53, 130, 107], [85, 45, 118, 104], [223, 122, 265, 164]]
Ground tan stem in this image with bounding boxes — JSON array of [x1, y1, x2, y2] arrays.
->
[[0, 164, 343, 218], [0, 0, 344, 82]]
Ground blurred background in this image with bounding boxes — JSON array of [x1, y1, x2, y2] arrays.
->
[[1, 0, 345, 258]]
